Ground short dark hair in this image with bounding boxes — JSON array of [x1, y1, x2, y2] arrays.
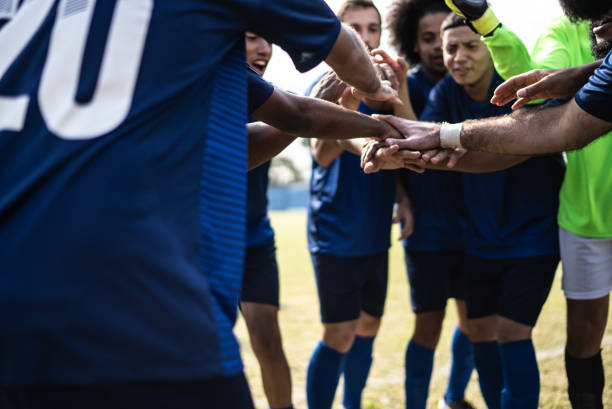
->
[[337, 0, 382, 25], [387, 0, 450, 66], [441, 12, 468, 32], [560, 0, 611, 22]]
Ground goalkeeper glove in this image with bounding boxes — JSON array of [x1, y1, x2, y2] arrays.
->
[[444, 0, 501, 36]]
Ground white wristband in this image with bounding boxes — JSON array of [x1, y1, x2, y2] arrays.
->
[[440, 122, 463, 149]]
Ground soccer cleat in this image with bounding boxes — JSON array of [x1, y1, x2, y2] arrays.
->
[[438, 398, 476, 409]]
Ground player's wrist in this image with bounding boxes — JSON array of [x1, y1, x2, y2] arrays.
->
[[440, 122, 463, 149]]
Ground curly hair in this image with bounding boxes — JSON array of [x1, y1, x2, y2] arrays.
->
[[560, 0, 611, 22], [387, 0, 449, 66]]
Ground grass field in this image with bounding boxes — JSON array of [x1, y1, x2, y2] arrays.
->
[[235, 210, 612, 409]]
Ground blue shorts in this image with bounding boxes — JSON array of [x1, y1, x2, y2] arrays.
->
[[0, 373, 254, 409], [464, 255, 559, 327], [311, 251, 388, 323], [404, 249, 466, 313], [240, 241, 279, 307]]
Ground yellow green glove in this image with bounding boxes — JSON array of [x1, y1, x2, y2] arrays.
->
[[444, 0, 501, 36]]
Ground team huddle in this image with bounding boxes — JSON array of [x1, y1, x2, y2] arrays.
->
[[0, 0, 611, 409]]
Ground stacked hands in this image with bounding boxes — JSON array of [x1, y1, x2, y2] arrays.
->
[[356, 54, 576, 173], [311, 48, 465, 174]]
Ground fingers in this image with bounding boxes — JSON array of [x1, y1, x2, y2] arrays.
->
[[491, 70, 543, 106], [405, 164, 425, 173], [446, 148, 468, 168], [421, 149, 440, 162], [378, 64, 399, 91], [429, 149, 451, 164], [371, 49, 396, 68], [400, 220, 413, 240], [510, 97, 531, 110], [380, 82, 403, 105]]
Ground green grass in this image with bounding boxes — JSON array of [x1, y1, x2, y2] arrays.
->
[[235, 210, 612, 409]]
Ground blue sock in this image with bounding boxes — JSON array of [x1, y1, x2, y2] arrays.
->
[[499, 340, 540, 409], [342, 335, 375, 409], [306, 341, 346, 409], [404, 340, 435, 409], [444, 327, 475, 403], [473, 341, 503, 409]]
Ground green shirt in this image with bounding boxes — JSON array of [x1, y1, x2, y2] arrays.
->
[[483, 16, 612, 237]]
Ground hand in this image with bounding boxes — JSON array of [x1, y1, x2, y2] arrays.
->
[[421, 147, 468, 168], [352, 81, 403, 105], [374, 62, 399, 91], [376, 115, 442, 150], [371, 49, 409, 81], [394, 196, 414, 240], [491, 68, 585, 109], [444, 0, 500, 36], [360, 140, 425, 174], [310, 71, 348, 103]]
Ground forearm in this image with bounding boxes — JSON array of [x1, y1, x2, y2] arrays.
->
[[425, 151, 528, 172], [311, 138, 344, 167], [483, 25, 538, 80], [325, 25, 380, 94], [247, 122, 297, 170], [460, 100, 612, 154], [254, 90, 390, 141], [300, 97, 391, 140]]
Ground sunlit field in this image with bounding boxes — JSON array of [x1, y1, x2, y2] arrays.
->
[[235, 210, 612, 409]]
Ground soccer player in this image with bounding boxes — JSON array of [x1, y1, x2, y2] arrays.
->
[[242, 32, 295, 409], [440, 3, 612, 407], [305, 2, 398, 408], [388, 2, 476, 408], [0, 1, 404, 407], [393, 14, 563, 409]]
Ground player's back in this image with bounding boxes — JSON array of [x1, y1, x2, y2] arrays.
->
[[0, 0, 252, 385]]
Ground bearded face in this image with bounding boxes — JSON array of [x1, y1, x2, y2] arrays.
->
[[590, 16, 612, 58], [560, 0, 612, 21]]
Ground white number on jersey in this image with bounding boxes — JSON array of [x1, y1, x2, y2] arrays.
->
[[0, 0, 153, 139], [0, 0, 19, 20]]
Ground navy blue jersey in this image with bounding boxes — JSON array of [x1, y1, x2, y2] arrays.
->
[[248, 67, 274, 114], [247, 160, 274, 247], [423, 72, 563, 258], [402, 67, 465, 252], [246, 72, 274, 247], [308, 102, 395, 256], [0, 0, 339, 385], [406, 66, 437, 117], [575, 51, 612, 122]]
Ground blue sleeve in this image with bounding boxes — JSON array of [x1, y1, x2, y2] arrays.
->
[[247, 67, 274, 114], [575, 51, 612, 123], [247, 0, 341, 73], [420, 81, 450, 122]]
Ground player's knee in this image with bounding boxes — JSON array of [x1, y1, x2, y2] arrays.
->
[[247, 318, 283, 359], [467, 317, 497, 342], [323, 322, 357, 353], [496, 319, 532, 344], [412, 312, 444, 348], [356, 312, 381, 336], [566, 316, 604, 355]]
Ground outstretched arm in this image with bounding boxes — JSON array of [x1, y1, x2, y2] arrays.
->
[[252, 88, 399, 141], [491, 60, 603, 108], [374, 98, 612, 156], [247, 122, 296, 170]]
